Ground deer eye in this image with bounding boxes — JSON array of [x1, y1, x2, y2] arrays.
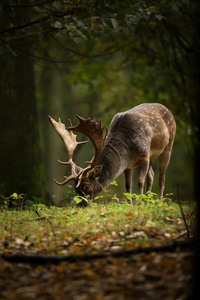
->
[[84, 185, 91, 193]]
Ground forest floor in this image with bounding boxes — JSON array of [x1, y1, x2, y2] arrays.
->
[[0, 195, 196, 299]]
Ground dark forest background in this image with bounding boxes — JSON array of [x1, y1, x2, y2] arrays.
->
[[0, 0, 199, 204]]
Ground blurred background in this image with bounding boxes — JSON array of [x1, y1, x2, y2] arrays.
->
[[0, 0, 199, 204]]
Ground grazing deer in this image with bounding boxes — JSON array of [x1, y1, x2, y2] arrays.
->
[[49, 103, 176, 201]]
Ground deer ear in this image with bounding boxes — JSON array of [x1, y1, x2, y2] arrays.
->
[[91, 165, 102, 179]]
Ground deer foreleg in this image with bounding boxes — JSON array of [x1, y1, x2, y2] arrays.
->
[[124, 169, 132, 193], [137, 159, 149, 195]]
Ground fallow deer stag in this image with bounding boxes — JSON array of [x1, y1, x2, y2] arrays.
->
[[49, 103, 176, 201]]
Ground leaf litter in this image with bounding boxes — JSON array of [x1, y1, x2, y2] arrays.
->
[[0, 201, 196, 299]]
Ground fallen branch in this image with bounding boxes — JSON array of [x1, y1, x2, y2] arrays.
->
[[2, 238, 196, 265]]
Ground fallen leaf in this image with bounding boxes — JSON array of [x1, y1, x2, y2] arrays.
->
[[132, 231, 148, 239]]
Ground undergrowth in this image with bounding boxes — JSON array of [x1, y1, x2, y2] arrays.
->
[[0, 190, 195, 256]]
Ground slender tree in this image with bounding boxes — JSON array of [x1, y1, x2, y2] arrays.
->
[[0, 1, 46, 199]]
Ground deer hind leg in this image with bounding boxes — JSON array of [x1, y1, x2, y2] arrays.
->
[[158, 145, 172, 200], [146, 161, 154, 193], [124, 169, 132, 193], [137, 159, 149, 195]]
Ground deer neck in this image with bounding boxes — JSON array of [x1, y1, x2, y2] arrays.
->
[[97, 140, 130, 188]]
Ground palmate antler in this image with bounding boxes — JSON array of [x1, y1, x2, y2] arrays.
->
[[49, 114, 107, 187], [67, 115, 108, 168], [48, 116, 88, 186]]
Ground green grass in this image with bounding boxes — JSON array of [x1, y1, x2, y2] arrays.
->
[[0, 193, 195, 256]]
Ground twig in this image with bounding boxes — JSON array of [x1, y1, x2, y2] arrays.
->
[[177, 197, 190, 238]]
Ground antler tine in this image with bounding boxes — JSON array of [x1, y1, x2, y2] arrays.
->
[[48, 115, 88, 186], [53, 174, 77, 186], [57, 159, 82, 174], [67, 115, 108, 167]]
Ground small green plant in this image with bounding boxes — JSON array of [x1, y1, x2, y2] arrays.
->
[[0, 193, 26, 209], [123, 191, 174, 207], [110, 180, 118, 186], [73, 195, 89, 205], [111, 195, 120, 202], [123, 192, 135, 203]]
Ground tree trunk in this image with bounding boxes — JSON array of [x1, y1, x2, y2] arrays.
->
[[0, 3, 48, 202], [0, 52, 46, 199]]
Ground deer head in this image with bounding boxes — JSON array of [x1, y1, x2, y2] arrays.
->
[[48, 115, 107, 199]]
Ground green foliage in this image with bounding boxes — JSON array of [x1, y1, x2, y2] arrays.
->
[[73, 195, 89, 205], [0, 193, 26, 210], [0, 193, 48, 209], [110, 181, 118, 187], [124, 191, 171, 203], [123, 192, 177, 212], [0, 198, 195, 255]]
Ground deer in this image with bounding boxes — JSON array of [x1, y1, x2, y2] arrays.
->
[[49, 103, 176, 203]]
